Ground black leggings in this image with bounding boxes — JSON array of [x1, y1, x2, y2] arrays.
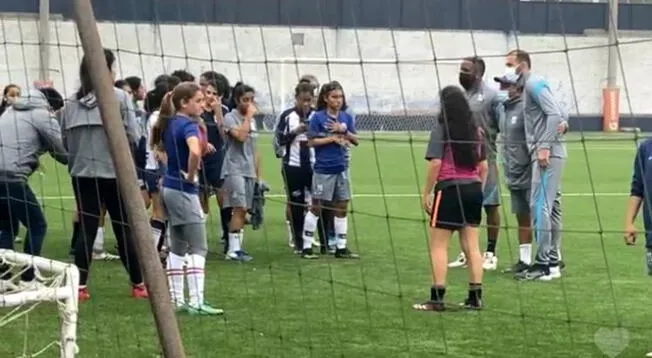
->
[[72, 177, 143, 286]]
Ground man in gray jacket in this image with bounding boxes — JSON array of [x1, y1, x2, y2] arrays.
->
[[0, 88, 67, 290], [505, 49, 568, 281]]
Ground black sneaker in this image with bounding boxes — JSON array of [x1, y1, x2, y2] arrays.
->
[[301, 249, 319, 259], [503, 261, 530, 274], [334, 248, 359, 259], [514, 263, 551, 281]]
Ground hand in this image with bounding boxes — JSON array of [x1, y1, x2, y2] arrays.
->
[[326, 120, 346, 134], [206, 143, 217, 154], [624, 223, 637, 245], [557, 121, 569, 134], [181, 171, 198, 185], [332, 135, 348, 147], [294, 123, 308, 134], [422, 193, 433, 215], [210, 96, 222, 113], [537, 148, 550, 168], [246, 103, 257, 118]]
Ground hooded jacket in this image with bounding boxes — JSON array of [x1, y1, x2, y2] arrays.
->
[[0, 89, 68, 182], [60, 88, 139, 178]]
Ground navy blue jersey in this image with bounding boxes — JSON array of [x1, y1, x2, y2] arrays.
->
[[307, 110, 356, 175]]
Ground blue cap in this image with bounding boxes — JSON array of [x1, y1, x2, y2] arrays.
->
[[493, 72, 520, 85]]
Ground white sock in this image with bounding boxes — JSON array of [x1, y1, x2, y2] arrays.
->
[[93, 227, 105, 252], [557, 250, 563, 261], [227, 232, 241, 254], [239, 229, 245, 248], [304, 191, 312, 207], [334, 216, 348, 249], [186, 254, 206, 308], [302, 211, 319, 250], [519, 244, 532, 265], [166, 253, 185, 306], [285, 220, 293, 240], [164, 225, 170, 248]]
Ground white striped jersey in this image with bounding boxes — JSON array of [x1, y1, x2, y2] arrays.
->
[[274, 107, 315, 168]]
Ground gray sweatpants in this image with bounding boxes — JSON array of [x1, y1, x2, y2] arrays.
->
[[161, 187, 208, 257], [531, 157, 565, 266]]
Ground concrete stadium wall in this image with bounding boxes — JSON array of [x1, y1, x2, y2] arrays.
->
[[1, 17, 651, 117]]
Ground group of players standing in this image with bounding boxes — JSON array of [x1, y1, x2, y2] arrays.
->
[[0, 47, 570, 314], [414, 49, 569, 311]]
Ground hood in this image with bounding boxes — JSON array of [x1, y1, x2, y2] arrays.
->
[[78, 92, 99, 110], [12, 89, 50, 111], [504, 95, 523, 107]]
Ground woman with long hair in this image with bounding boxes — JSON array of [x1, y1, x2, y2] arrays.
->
[[300, 81, 359, 259], [60, 48, 146, 301], [414, 85, 488, 311], [151, 82, 221, 315]]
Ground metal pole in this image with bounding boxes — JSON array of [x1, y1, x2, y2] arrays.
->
[[38, 0, 50, 82], [70, 1, 186, 357], [606, 0, 618, 88]]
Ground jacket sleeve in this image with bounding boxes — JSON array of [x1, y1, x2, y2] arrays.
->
[[526, 79, 563, 150], [119, 91, 139, 146], [631, 143, 646, 198], [36, 112, 68, 165], [275, 114, 296, 146]]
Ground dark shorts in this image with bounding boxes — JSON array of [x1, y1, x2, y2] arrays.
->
[[143, 169, 162, 194], [429, 181, 483, 231], [199, 165, 223, 196], [136, 168, 147, 190]]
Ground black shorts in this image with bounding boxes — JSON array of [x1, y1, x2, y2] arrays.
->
[[430, 181, 483, 231], [199, 164, 223, 196], [282, 164, 312, 203]]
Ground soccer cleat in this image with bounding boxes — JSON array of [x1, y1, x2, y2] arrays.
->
[[448, 252, 467, 268], [225, 251, 253, 262], [459, 298, 483, 310], [549, 265, 562, 279], [503, 261, 530, 274], [514, 264, 551, 281], [131, 284, 149, 299], [186, 303, 224, 316], [78, 287, 91, 301], [482, 252, 498, 271], [301, 249, 319, 259], [92, 251, 120, 261], [334, 248, 360, 259], [412, 300, 446, 312]]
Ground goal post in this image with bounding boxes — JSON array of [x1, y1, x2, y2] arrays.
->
[[0, 249, 80, 358]]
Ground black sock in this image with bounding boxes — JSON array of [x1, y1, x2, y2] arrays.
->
[[70, 221, 80, 252], [486, 238, 497, 254], [468, 283, 483, 302], [220, 208, 232, 242], [430, 285, 446, 302], [150, 219, 167, 252]]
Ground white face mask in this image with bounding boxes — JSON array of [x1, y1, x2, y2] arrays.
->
[[504, 66, 517, 76]]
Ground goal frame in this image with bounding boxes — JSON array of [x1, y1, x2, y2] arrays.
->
[[0, 249, 80, 358]]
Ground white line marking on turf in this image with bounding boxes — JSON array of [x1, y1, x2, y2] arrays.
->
[[38, 192, 629, 200]]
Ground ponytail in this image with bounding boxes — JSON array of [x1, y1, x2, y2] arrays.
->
[[150, 92, 174, 150]]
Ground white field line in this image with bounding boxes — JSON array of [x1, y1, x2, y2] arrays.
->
[[38, 192, 629, 201]]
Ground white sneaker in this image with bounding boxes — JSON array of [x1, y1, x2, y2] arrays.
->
[[92, 251, 120, 261], [0, 279, 18, 293], [288, 237, 294, 248], [482, 252, 498, 271], [549, 265, 561, 279], [448, 252, 467, 268]]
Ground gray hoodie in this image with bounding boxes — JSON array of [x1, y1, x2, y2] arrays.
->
[[500, 96, 531, 190], [60, 88, 139, 178], [0, 89, 68, 182]]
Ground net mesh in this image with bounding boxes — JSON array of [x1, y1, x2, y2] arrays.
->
[[1, 1, 652, 357]]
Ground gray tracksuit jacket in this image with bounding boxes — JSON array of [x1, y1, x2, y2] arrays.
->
[[60, 88, 139, 179], [520, 72, 567, 160], [0, 89, 68, 182]]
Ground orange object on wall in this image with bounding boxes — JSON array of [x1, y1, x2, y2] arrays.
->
[[602, 87, 620, 132]]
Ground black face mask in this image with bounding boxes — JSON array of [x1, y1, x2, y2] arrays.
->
[[458, 73, 476, 90]]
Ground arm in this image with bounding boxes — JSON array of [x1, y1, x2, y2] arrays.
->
[[185, 136, 202, 183], [627, 145, 646, 225], [527, 79, 563, 150], [423, 159, 441, 199], [307, 113, 335, 147], [226, 114, 251, 143], [120, 91, 140, 146], [275, 115, 297, 146], [422, 127, 445, 197], [342, 114, 359, 146], [255, 151, 262, 179], [36, 113, 68, 165]]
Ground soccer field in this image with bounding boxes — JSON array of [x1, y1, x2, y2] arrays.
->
[[2, 132, 650, 358]]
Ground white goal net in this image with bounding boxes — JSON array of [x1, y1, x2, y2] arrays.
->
[[0, 249, 79, 358]]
